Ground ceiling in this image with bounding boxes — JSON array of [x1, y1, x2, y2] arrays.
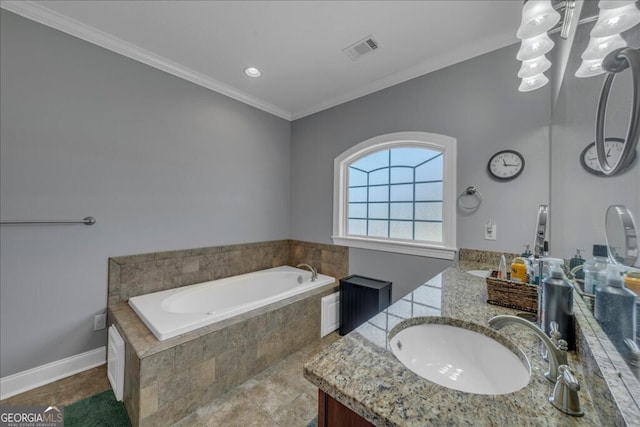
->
[[1, 1, 523, 120]]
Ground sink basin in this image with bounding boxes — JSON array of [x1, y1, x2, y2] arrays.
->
[[467, 270, 490, 278], [389, 319, 530, 395]]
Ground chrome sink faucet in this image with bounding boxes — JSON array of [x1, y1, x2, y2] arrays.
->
[[550, 365, 584, 417], [488, 315, 568, 383], [296, 263, 318, 282]]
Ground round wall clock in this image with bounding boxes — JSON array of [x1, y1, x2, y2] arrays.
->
[[487, 150, 525, 181], [580, 137, 636, 176]]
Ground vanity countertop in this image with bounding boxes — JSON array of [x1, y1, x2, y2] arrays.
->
[[303, 261, 603, 426]]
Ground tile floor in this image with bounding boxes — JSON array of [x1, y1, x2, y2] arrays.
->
[[1, 332, 341, 427]]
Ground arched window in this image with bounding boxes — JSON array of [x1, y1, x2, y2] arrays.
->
[[333, 132, 457, 259]]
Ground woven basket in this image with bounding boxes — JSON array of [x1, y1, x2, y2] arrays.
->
[[486, 270, 538, 313]]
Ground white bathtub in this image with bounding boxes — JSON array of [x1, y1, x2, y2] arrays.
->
[[128, 265, 335, 341]]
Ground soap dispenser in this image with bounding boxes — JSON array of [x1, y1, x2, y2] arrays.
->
[[583, 244, 608, 294], [542, 265, 575, 350], [569, 249, 585, 280], [594, 265, 637, 351]]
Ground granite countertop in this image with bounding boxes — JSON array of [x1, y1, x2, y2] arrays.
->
[[304, 261, 602, 426]]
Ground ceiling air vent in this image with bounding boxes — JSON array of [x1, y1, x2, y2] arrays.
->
[[342, 35, 380, 61]]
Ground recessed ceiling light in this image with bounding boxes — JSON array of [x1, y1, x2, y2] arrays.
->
[[244, 67, 261, 78]]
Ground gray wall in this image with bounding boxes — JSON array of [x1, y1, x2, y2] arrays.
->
[[348, 249, 452, 301], [0, 11, 291, 377], [291, 43, 551, 297], [550, 20, 640, 263]]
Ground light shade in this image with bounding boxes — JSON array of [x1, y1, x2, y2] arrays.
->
[[519, 73, 549, 92], [575, 59, 606, 78], [517, 0, 562, 39], [516, 33, 555, 61], [518, 55, 552, 78], [591, 2, 640, 38], [598, 0, 637, 9], [581, 34, 627, 60]]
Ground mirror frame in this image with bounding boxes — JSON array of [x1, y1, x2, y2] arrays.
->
[[605, 204, 639, 266]]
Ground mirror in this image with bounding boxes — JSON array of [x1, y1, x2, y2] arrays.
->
[[605, 205, 639, 266], [550, 4, 640, 412], [550, 19, 640, 259]]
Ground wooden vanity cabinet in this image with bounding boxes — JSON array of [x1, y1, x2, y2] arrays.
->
[[318, 390, 375, 427]]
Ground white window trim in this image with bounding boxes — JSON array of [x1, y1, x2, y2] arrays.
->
[[332, 131, 457, 260]]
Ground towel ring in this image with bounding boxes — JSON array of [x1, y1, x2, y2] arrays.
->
[[595, 47, 640, 176], [457, 186, 482, 213]]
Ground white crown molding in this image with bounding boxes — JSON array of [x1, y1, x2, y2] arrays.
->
[[0, 347, 106, 400], [0, 1, 292, 121]]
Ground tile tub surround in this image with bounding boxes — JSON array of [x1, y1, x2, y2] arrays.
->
[[304, 261, 612, 426], [110, 282, 337, 427], [108, 239, 348, 306], [107, 239, 347, 427]]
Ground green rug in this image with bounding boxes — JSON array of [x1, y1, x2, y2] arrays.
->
[[306, 416, 318, 427], [64, 389, 131, 427]]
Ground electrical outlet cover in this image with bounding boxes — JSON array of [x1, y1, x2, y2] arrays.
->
[[485, 224, 497, 240], [94, 314, 107, 331]]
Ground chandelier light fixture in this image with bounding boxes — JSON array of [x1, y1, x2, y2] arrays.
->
[[516, 1, 640, 90], [516, 0, 568, 92], [575, 0, 640, 78]]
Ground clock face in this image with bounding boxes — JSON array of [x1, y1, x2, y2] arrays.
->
[[487, 150, 525, 181], [580, 138, 636, 176]]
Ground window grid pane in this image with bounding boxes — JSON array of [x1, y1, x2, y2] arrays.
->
[[369, 168, 389, 185], [368, 203, 389, 219], [368, 220, 388, 238], [415, 221, 443, 242], [415, 182, 443, 201], [390, 184, 413, 201], [348, 187, 367, 202], [415, 202, 443, 221], [369, 185, 389, 202], [346, 147, 444, 242], [348, 203, 367, 219], [390, 167, 413, 184], [390, 202, 413, 220], [349, 167, 368, 187], [349, 219, 367, 236], [390, 221, 413, 240]]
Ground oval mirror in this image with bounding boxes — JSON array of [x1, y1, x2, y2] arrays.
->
[[605, 205, 639, 267]]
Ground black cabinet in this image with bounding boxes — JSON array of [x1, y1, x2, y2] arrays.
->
[[339, 275, 392, 335]]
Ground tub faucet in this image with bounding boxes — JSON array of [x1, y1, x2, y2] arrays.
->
[[488, 314, 568, 383], [296, 263, 318, 282]]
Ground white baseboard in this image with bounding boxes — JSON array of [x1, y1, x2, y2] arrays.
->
[[0, 347, 106, 400]]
